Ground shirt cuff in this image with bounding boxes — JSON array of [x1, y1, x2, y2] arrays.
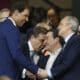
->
[[22, 68, 27, 78], [47, 69, 52, 78]]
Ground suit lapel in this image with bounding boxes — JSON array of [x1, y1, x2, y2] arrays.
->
[[53, 34, 76, 66]]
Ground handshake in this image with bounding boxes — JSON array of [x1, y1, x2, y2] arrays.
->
[[25, 68, 48, 80]]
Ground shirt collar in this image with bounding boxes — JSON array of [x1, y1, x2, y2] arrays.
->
[[8, 17, 16, 26], [64, 32, 75, 43], [28, 40, 34, 51]]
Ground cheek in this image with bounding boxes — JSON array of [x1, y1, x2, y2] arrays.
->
[[35, 41, 41, 47], [47, 39, 52, 46], [20, 18, 25, 22]]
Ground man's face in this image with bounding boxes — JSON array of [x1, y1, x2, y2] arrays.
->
[[15, 8, 30, 27], [45, 31, 58, 51], [58, 17, 71, 38], [31, 33, 47, 52], [45, 31, 54, 51]]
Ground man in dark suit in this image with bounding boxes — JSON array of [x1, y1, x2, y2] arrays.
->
[[37, 29, 64, 80], [0, 2, 47, 80], [49, 16, 80, 80], [20, 27, 48, 80], [38, 16, 80, 80]]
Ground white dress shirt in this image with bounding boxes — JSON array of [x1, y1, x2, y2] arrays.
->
[[28, 41, 40, 65], [44, 48, 62, 80]]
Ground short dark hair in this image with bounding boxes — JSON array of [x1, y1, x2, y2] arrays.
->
[[48, 29, 65, 46], [48, 29, 58, 38], [27, 27, 48, 40], [10, 2, 30, 15]]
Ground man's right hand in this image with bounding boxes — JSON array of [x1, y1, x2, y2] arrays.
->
[[37, 68, 48, 79], [26, 70, 36, 80]]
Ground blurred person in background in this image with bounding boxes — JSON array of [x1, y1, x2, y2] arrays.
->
[[36, 22, 52, 31], [47, 6, 60, 30], [30, 7, 47, 27], [0, 0, 11, 22]]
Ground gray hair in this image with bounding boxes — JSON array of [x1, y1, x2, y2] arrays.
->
[[65, 16, 79, 32]]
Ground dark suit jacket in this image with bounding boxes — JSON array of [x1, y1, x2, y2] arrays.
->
[[0, 19, 38, 80], [37, 54, 52, 80], [51, 34, 80, 80], [20, 41, 42, 80], [21, 42, 49, 80], [20, 42, 31, 80], [38, 51, 59, 80], [37, 54, 49, 69]]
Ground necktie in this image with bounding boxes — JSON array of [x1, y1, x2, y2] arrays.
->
[[30, 51, 35, 62], [30, 51, 39, 64]]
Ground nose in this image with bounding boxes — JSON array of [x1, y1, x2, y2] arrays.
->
[[26, 17, 29, 22]]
